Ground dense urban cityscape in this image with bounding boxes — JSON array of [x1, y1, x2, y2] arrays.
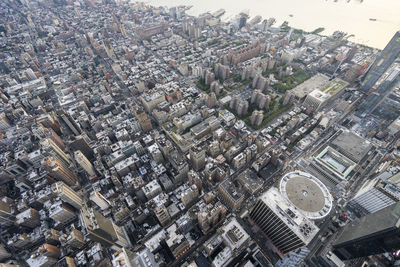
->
[[0, 1, 400, 267]]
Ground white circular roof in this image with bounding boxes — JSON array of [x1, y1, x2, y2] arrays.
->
[[280, 171, 333, 220]]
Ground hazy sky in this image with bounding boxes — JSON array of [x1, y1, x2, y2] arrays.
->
[[145, 0, 400, 49]]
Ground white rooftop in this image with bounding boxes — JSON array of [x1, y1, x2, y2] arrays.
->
[[220, 218, 249, 251], [259, 187, 319, 245]]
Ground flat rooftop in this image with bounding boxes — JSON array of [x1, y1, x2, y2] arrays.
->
[[220, 179, 243, 202], [330, 130, 373, 163], [280, 171, 333, 220], [220, 218, 249, 251], [314, 146, 357, 181], [259, 187, 319, 244], [290, 73, 347, 99], [290, 73, 329, 99]]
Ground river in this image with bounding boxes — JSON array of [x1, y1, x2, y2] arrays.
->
[[142, 0, 400, 49]]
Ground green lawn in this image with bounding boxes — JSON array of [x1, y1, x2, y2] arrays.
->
[[225, 100, 293, 130], [207, 39, 219, 46], [252, 104, 294, 130], [196, 79, 210, 93], [273, 69, 311, 93]]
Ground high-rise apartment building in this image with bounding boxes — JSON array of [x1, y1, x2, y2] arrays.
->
[[250, 110, 264, 126], [206, 92, 217, 108], [251, 90, 270, 110], [230, 95, 249, 116], [214, 63, 230, 81]]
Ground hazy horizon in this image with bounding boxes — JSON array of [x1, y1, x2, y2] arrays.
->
[[144, 0, 400, 49]]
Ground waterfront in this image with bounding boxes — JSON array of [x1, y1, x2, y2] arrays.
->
[[144, 0, 400, 49]]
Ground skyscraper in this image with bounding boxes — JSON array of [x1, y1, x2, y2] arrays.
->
[[190, 146, 206, 171], [56, 110, 82, 136], [74, 150, 96, 177], [360, 31, 400, 94], [49, 201, 76, 224], [333, 202, 400, 260], [42, 157, 78, 186], [249, 187, 319, 254], [40, 138, 72, 167], [69, 135, 95, 160], [80, 206, 129, 250], [51, 181, 83, 209]]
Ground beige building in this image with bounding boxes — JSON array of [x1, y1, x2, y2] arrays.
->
[[51, 181, 83, 209], [49, 201, 76, 224], [80, 206, 129, 250], [190, 146, 206, 171], [218, 179, 244, 211], [42, 157, 77, 186], [90, 191, 111, 210], [74, 150, 96, 177], [154, 204, 171, 226], [60, 228, 85, 249], [16, 208, 40, 228]]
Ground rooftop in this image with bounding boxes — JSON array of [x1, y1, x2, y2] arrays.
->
[[330, 129, 373, 163], [279, 171, 333, 220], [220, 218, 249, 251], [313, 146, 357, 181], [290, 73, 347, 99], [259, 187, 319, 244], [219, 179, 243, 202]]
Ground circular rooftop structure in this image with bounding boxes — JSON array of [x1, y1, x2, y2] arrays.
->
[[280, 171, 333, 220]]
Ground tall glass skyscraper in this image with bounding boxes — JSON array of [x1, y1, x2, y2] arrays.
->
[[360, 31, 400, 94], [357, 31, 400, 117], [333, 202, 400, 260]]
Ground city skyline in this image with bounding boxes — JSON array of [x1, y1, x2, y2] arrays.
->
[[0, 0, 399, 267]]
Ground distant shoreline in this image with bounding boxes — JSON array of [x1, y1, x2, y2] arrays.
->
[[139, 0, 400, 49]]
